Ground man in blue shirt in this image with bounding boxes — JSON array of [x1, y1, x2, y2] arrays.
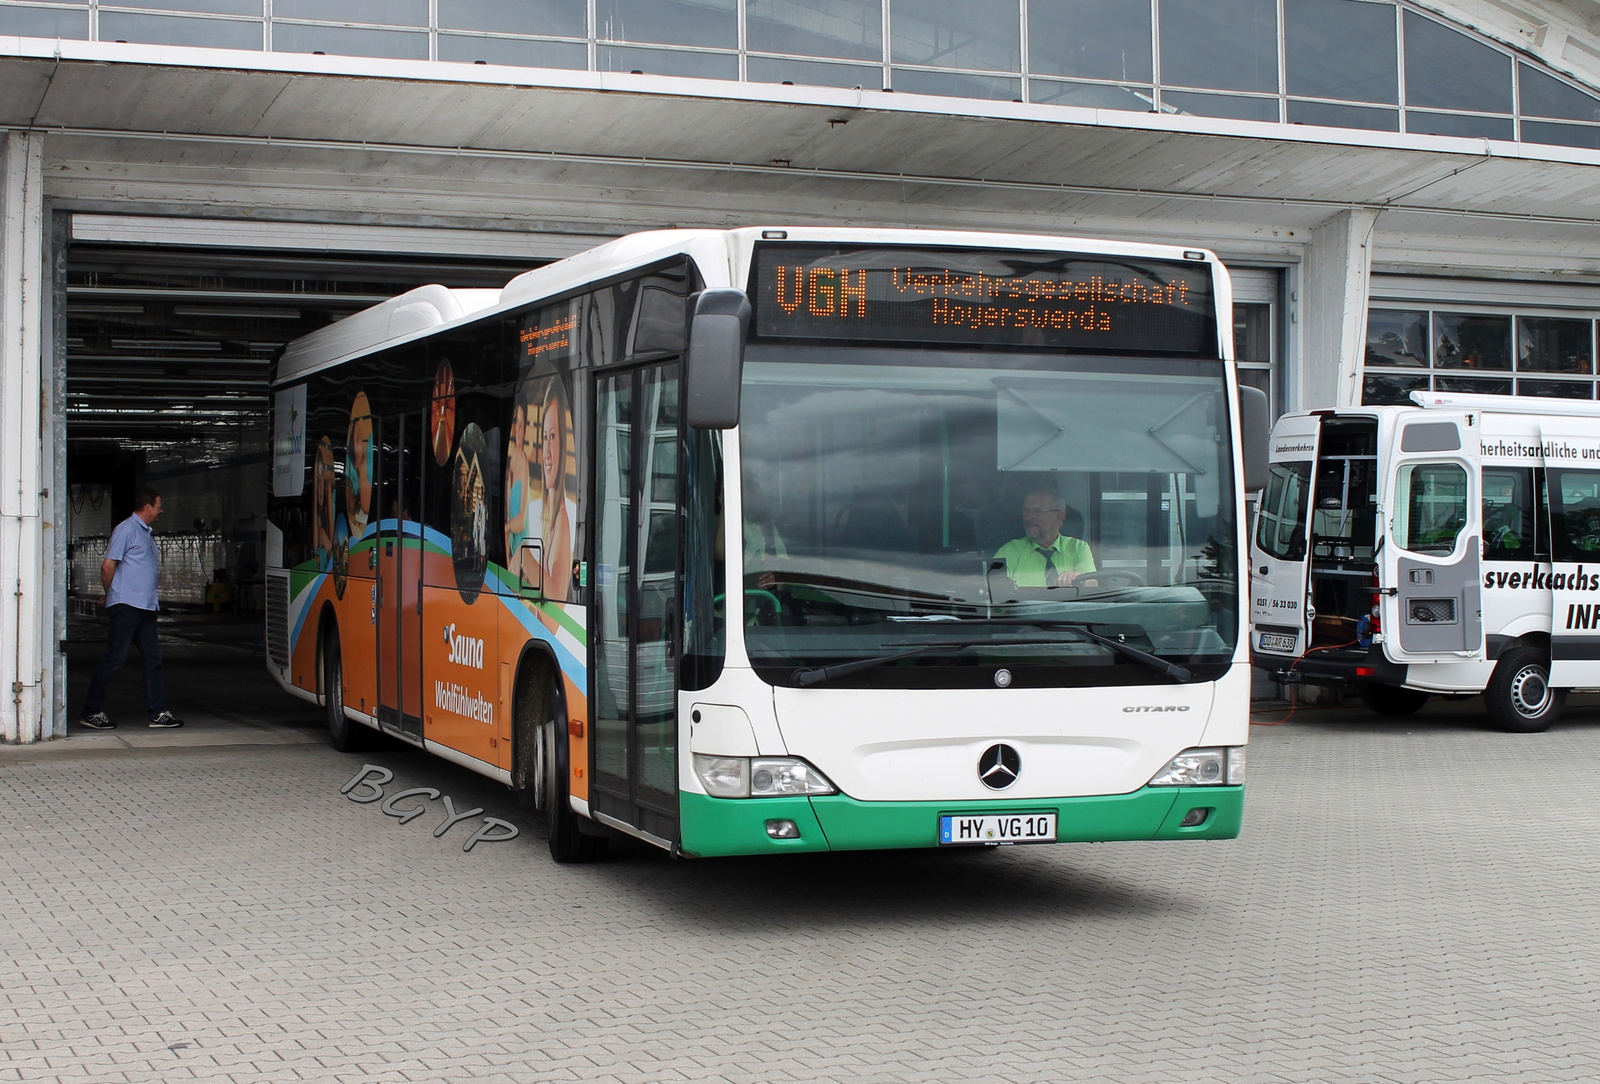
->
[[79, 489, 183, 729]]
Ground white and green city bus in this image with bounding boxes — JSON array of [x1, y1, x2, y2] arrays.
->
[[267, 227, 1265, 860]]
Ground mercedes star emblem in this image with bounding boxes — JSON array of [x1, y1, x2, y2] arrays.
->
[[978, 743, 1021, 790]]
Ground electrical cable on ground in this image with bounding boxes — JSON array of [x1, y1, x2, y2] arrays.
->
[[1253, 637, 1359, 727]]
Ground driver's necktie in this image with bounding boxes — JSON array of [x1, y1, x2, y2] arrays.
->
[[1037, 546, 1058, 584]]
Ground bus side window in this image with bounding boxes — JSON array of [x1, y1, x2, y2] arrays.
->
[[1482, 467, 1533, 562], [681, 428, 724, 691], [1395, 462, 1468, 556]]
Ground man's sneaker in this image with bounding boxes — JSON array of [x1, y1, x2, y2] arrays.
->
[[147, 712, 184, 729], [79, 712, 115, 730]]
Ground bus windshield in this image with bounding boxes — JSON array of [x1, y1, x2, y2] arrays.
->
[[737, 345, 1239, 688]]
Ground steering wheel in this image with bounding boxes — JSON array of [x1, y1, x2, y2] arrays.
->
[[743, 589, 783, 625], [1072, 569, 1144, 590]]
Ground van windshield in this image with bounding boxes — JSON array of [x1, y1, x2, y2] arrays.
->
[[736, 345, 1240, 688]]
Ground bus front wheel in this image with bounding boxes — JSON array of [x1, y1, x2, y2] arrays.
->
[[1357, 683, 1430, 717], [322, 628, 369, 752], [1486, 647, 1565, 733], [516, 670, 605, 863]]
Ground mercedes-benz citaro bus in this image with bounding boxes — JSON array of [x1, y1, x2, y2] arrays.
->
[[265, 228, 1267, 861]]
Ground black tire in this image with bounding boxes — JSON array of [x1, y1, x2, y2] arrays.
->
[[516, 664, 605, 863], [1358, 683, 1431, 717], [1485, 646, 1566, 733], [323, 626, 369, 752]]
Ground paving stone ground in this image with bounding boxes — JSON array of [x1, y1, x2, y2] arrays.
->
[[6, 629, 1600, 1082]]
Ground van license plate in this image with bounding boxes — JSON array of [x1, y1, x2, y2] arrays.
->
[[938, 813, 1057, 845], [1259, 632, 1297, 653]]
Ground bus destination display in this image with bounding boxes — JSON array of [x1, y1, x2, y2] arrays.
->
[[751, 245, 1217, 356]]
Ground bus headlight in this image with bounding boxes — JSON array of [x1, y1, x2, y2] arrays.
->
[[694, 756, 748, 798], [693, 754, 837, 798], [1148, 747, 1244, 786]]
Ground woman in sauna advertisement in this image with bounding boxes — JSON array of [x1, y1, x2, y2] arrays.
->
[[507, 306, 580, 604]]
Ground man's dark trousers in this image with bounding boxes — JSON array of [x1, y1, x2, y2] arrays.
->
[[82, 604, 166, 718]]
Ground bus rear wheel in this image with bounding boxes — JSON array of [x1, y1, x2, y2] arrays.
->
[[1486, 646, 1565, 733], [322, 628, 369, 752], [1358, 683, 1430, 717]]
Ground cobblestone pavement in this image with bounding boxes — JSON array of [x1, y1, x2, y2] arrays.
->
[[7, 665, 1600, 1081]]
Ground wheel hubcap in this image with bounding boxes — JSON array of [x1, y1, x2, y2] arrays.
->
[[1510, 665, 1551, 717], [532, 721, 549, 812]]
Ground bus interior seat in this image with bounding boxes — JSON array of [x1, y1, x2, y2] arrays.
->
[[1061, 505, 1085, 542], [834, 491, 915, 552]]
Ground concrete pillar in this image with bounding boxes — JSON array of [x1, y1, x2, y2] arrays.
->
[[1299, 208, 1378, 410], [0, 131, 50, 742]]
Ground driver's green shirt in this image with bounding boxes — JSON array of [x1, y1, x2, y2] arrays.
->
[[995, 534, 1095, 586]]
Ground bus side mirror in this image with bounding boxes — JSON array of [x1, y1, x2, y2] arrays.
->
[[1238, 386, 1269, 493], [685, 289, 750, 430]]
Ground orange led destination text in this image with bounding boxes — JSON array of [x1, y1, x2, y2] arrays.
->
[[520, 314, 576, 358], [772, 264, 1192, 329]]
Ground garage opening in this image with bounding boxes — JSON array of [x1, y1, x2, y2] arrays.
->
[[63, 235, 542, 735]]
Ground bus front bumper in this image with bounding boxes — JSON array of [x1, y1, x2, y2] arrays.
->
[[678, 786, 1243, 858]]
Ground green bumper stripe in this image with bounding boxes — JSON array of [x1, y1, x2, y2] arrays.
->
[[680, 792, 831, 857], [679, 787, 1244, 857]]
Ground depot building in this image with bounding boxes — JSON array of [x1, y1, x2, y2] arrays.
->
[[4, 0, 1600, 741]]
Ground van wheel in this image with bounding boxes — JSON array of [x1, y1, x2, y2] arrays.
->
[[1358, 683, 1430, 717], [516, 670, 605, 863], [1485, 647, 1565, 733], [323, 628, 369, 752]]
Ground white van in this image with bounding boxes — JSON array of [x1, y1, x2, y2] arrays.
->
[[1251, 391, 1600, 732]]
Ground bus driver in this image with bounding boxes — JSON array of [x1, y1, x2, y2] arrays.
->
[[995, 488, 1095, 588]]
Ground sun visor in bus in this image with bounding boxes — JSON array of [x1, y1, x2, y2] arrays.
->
[[685, 289, 751, 430], [1399, 422, 1462, 453], [996, 376, 1227, 516]]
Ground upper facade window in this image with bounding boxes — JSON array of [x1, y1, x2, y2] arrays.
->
[[1363, 307, 1600, 405], [7, 0, 1600, 152]]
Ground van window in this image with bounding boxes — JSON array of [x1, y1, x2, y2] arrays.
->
[[1483, 467, 1535, 561], [1256, 461, 1311, 560], [1396, 463, 1468, 555], [1548, 468, 1600, 563]]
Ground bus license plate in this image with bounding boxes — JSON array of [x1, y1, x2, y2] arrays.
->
[[1258, 632, 1297, 653], [939, 812, 1057, 846]]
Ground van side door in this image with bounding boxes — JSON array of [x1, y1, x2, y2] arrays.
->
[[1249, 415, 1318, 658], [1540, 430, 1600, 687], [1381, 415, 1485, 661]]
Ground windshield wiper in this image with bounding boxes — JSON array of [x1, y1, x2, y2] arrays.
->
[[792, 643, 954, 687], [939, 618, 1193, 681], [790, 624, 1191, 688]]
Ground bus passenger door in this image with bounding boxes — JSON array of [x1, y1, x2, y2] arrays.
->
[[377, 412, 425, 739], [1249, 414, 1318, 658], [589, 362, 681, 844], [1381, 416, 1484, 662], [1540, 438, 1600, 687]]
